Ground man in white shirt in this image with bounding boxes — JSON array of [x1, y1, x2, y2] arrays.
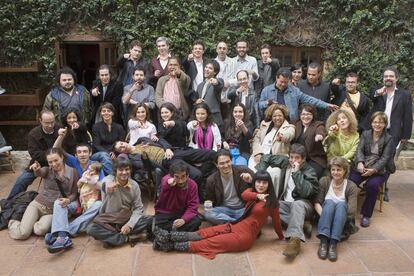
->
[[182, 40, 206, 102]]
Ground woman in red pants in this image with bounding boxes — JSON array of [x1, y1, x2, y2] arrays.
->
[[153, 170, 284, 259]]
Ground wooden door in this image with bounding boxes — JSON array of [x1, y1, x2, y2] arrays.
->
[[55, 42, 67, 69], [99, 42, 117, 70]]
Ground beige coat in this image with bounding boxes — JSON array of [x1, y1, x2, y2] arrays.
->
[[155, 72, 191, 119], [252, 119, 295, 157]]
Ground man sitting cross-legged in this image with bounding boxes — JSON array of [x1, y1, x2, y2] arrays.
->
[[154, 160, 201, 232], [86, 156, 153, 248]]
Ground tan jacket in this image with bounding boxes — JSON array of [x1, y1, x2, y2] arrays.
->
[[155, 72, 191, 119], [252, 120, 295, 157]]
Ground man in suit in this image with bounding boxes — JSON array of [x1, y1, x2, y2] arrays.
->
[[370, 67, 413, 201], [194, 60, 224, 128], [91, 65, 123, 124], [370, 67, 412, 149], [331, 72, 371, 132], [182, 40, 206, 103]]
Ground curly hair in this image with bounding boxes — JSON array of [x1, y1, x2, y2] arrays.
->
[[326, 109, 358, 134], [264, 103, 289, 122]]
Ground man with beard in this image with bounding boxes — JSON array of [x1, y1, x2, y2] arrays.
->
[[369, 67, 413, 201], [121, 66, 156, 124], [370, 67, 412, 148], [43, 67, 91, 125], [233, 40, 259, 91], [90, 65, 123, 124]]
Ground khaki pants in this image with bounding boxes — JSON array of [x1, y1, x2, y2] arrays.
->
[[8, 200, 53, 240]]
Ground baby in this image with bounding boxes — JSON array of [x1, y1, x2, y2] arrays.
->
[[77, 162, 102, 211]]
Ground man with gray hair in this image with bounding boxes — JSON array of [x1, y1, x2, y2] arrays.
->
[[150, 36, 171, 88]]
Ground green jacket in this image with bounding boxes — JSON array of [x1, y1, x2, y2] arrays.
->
[[43, 84, 91, 125], [256, 154, 319, 201]]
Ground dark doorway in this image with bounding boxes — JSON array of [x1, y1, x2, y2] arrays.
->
[[65, 44, 99, 90]]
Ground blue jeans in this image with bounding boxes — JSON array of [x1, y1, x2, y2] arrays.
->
[[7, 169, 36, 200], [51, 200, 102, 236], [317, 199, 348, 241], [204, 206, 245, 225], [91, 152, 113, 175]]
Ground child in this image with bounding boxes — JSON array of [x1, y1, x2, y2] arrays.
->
[[78, 162, 102, 211]]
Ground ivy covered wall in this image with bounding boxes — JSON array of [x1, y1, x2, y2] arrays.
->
[[1, 0, 414, 90]]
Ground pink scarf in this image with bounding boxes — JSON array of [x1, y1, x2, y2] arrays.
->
[[194, 125, 213, 149]]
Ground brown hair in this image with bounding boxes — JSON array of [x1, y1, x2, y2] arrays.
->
[[131, 103, 150, 121], [329, 156, 350, 178], [371, 111, 388, 127]]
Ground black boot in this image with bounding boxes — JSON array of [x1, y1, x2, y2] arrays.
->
[[171, 231, 201, 242], [318, 239, 328, 260], [174, 241, 190, 252], [153, 226, 171, 243], [153, 239, 174, 252], [328, 240, 338, 262]]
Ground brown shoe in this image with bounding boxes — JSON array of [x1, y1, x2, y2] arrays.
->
[[283, 237, 301, 258]]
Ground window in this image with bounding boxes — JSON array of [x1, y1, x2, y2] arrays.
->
[[271, 46, 323, 67]]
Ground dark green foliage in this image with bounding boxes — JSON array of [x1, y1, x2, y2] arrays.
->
[[1, 0, 414, 90]]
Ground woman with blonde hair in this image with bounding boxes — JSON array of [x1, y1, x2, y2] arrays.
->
[[324, 109, 359, 162]]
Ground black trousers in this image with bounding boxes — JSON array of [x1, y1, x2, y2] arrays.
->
[[154, 212, 201, 232]]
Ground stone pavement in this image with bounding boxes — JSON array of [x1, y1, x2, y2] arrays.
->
[[1, 165, 414, 275]]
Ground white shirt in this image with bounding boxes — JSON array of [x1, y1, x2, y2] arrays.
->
[[384, 91, 395, 129], [284, 168, 296, 202], [325, 180, 347, 203], [193, 60, 204, 91], [262, 128, 277, 154], [232, 54, 259, 90]]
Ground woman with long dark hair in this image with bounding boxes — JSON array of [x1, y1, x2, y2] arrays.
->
[[60, 108, 91, 155], [187, 102, 221, 151], [153, 170, 284, 259], [222, 103, 253, 164]]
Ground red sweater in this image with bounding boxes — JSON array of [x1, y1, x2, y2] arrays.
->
[[154, 175, 199, 222]]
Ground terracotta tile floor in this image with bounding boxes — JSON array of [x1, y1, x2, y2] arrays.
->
[[1, 169, 413, 276]]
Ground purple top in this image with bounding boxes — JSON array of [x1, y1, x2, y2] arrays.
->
[[155, 175, 199, 222]]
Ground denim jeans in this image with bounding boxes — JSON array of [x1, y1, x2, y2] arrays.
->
[[317, 199, 348, 241], [7, 169, 36, 200], [204, 206, 245, 225], [51, 200, 102, 236], [91, 152, 113, 175]]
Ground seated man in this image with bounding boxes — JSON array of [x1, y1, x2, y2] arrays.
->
[[204, 150, 253, 225], [86, 157, 152, 247], [154, 161, 201, 232], [256, 143, 319, 259], [7, 110, 59, 199]]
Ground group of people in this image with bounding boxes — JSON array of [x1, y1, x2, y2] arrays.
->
[[1, 37, 412, 262]]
